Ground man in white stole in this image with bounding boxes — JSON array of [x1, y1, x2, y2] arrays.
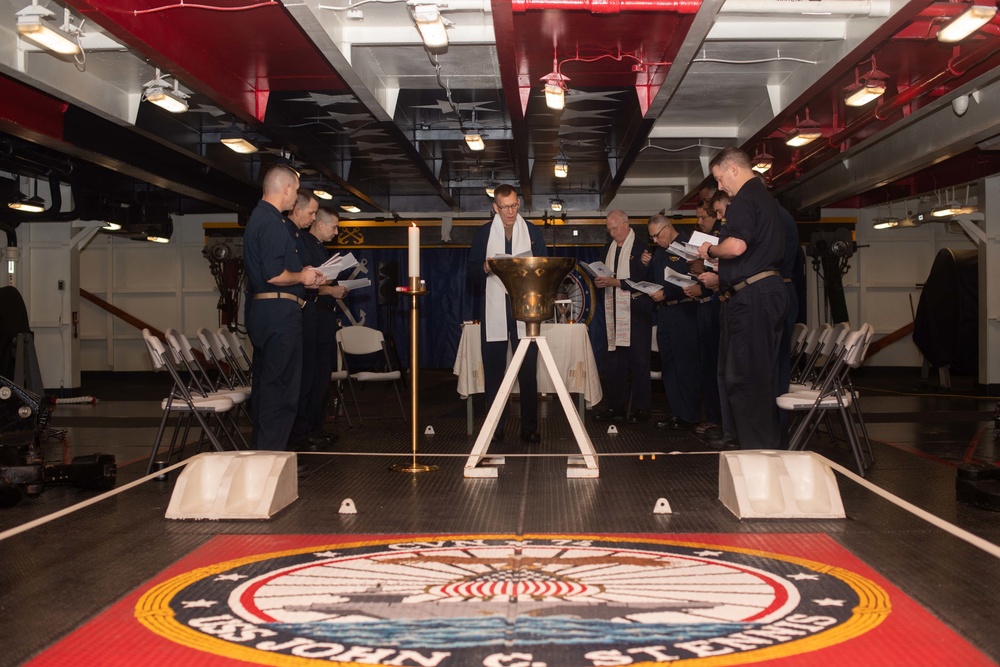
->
[[592, 210, 654, 423], [467, 184, 548, 442]]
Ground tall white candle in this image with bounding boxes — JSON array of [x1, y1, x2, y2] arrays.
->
[[408, 223, 420, 277]]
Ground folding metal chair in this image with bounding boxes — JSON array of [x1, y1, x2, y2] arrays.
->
[[164, 328, 250, 449], [336, 325, 406, 424], [197, 328, 251, 393], [142, 329, 237, 475], [777, 326, 875, 475], [218, 327, 253, 383], [329, 344, 353, 428]]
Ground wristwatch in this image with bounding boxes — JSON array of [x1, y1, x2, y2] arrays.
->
[[706, 246, 714, 259]]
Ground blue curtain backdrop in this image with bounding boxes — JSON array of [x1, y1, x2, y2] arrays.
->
[[334, 243, 608, 372]]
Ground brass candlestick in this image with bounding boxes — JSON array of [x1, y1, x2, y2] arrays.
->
[[392, 276, 438, 473]]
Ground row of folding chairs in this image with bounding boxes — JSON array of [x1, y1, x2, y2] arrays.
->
[[141, 328, 253, 475], [777, 323, 876, 476]]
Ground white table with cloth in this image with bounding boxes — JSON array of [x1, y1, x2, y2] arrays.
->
[[453, 322, 603, 434]]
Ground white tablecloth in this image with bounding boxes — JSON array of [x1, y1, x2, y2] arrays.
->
[[453, 323, 603, 408]]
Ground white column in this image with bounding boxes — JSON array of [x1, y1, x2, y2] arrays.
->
[[979, 175, 1000, 387], [20, 222, 82, 392]]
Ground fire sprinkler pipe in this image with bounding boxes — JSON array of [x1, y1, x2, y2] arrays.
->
[[511, 0, 701, 14], [720, 0, 889, 16], [772, 37, 1000, 182], [511, 0, 887, 14]]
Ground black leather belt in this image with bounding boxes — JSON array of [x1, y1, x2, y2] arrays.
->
[[696, 296, 713, 304], [253, 292, 306, 307], [719, 270, 780, 302]]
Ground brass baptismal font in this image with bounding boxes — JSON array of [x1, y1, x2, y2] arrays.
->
[[464, 256, 599, 478]]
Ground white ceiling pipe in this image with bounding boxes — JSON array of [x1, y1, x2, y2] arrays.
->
[[719, 0, 890, 17]]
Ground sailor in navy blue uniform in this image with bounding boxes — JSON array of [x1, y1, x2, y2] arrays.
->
[[698, 148, 787, 450], [686, 201, 724, 434], [303, 206, 347, 444], [286, 189, 330, 451], [243, 165, 324, 451], [467, 184, 548, 443], [643, 214, 701, 430]]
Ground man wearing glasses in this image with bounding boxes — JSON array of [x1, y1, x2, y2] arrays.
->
[[467, 184, 548, 443], [642, 214, 701, 431], [592, 210, 653, 423]]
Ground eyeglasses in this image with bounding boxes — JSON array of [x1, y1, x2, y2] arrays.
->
[[607, 221, 628, 231], [496, 202, 519, 212], [650, 226, 669, 240]]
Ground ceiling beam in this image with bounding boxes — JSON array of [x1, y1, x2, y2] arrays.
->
[[600, 0, 727, 210], [281, 0, 459, 211]]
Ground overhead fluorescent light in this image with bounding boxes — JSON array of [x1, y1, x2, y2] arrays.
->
[[413, 4, 447, 48], [785, 126, 822, 147], [340, 203, 361, 213], [872, 218, 899, 230], [221, 137, 258, 154], [554, 148, 570, 178], [785, 111, 823, 147], [541, 61, 570, 111], [147, 235, 170, 244], [313, 189, 333, 200], [844, 65, 888, 107], [464, 129, 485, 151], [16, 2, 81, 56], [751, 152, 773, 174], [101, 221, 122, 231], [544, 83, 565, 110], [145, 79, 189, 113], [932, 201, 976, 217], [938, 4, 997, 43], [7, 194, 46, 213]]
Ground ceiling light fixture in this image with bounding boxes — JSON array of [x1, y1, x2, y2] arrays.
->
[[7, 193, 46, 213], [221, 136, 258, 154], [937, 4, 998, 43], [143, 71, 189, 114], [15, 1, 81, 56], [411, 3, 448, 49], [751, 151, 773, 174], [464, 128, 485, 151], [340, 203, 361, 214], [541, 57, 570, 111], [101, 221, 122, 231], [147, 235, 170, 244], [932, 201, 976, 217], [554, 147, 570, 178], [785, 109, 823, 147], [844, 59, 888, 107], [550, 199, 563, 212], [313, 189, 333, 200], [872, 217, 899, 230]]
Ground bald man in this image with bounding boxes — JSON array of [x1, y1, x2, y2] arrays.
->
[[243, 165, 324, 451]]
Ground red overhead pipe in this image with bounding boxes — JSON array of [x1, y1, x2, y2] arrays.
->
[[511, 0, 701, 14], [772, 36, 1000, 182]]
